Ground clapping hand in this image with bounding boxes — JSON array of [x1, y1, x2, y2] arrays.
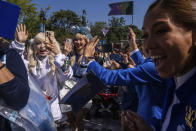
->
[[63, 40, 73, 56], [16, 24, 28, 43], [123, 110, 153, 131]]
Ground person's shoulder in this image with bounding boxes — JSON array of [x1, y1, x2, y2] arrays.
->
[[0, 44, 9, 53], [2, 48, 23, 65], [135, 58, 162, 77], [5, 48, 20, 57], [5, 48, 18, 53], [145, 57, 153, 62], [0, 46, 18, 58], [136, 58, 155, 68]]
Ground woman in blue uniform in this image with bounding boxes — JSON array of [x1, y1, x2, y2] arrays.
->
[[83, 28, 168, 130], [124, 0, 196, 130]]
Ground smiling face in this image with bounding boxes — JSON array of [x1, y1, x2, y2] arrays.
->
[[142, 7, 194, 78], [34, 40, 49, 57], [73, 33, 87, 53], [33, 33, 50, 57], [73, 37, 86, 50]]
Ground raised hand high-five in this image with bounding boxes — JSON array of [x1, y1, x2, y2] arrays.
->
[[127, 26, 138, 51], [84, 36, 99, 57], [16, 24, 29, 43]]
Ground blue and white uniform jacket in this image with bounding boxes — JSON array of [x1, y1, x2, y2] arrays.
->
[[87, 50, 168, 128], [160, 68, 196, 131]]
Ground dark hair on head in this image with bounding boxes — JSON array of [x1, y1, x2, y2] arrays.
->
[[124, 45, 132, 53], [147, 0, 196, 30]]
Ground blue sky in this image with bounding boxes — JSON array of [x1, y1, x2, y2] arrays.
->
[[31, 0, 155, 29]]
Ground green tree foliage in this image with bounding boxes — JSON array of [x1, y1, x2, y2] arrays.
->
[[47, 10, 81, 42], [22, 7, 51, 40], [90, 22, 107, 40], [23, 14, 40, 39], [109, 17, 125, 27], [7, 0, 40, 40], [107, 17, 127, 43], [7, 0, 37, 21], [131, 25, 143, 39], [106, 17, 142, 44], [48, 10, 81, 29]]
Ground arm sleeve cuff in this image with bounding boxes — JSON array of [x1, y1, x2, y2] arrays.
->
[[54, 53, 66, 67], [10, 40, 25, 55], [131, 50, 145, 65], [87, 60, 95, 66], [130, 49, 139, 56]]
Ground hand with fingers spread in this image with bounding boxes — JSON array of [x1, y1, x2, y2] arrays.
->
[[84, 36, 99, 57], [127, 26, 138, 51], [46, 35, 60, 55], [63, 40, 73, 56], [124, 110, 153, 131], [16, 24, 29, 43]]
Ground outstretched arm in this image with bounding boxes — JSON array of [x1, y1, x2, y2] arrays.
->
[[10, 24, 28, 55], [84, 34, 162, 87], [127, 27, 145, 65], [87, 60, 163, 87]]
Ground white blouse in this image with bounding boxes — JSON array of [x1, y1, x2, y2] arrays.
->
[[10, 41, 73, 121]]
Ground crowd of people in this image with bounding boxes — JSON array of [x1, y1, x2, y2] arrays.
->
[[0, 0, 195, 131]]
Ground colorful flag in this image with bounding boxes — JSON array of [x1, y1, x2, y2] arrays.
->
[[102, 28, 109, 36], [0, 1, 21, 39], [108, 1, 133, 16]]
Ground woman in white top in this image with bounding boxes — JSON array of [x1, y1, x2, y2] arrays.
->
[[11, 25, 73, 123]]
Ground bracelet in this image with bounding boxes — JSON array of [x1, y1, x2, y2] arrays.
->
[[0, 64, 5, 70]]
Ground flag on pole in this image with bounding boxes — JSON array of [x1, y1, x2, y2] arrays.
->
[[108, 1, 133, 16]]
